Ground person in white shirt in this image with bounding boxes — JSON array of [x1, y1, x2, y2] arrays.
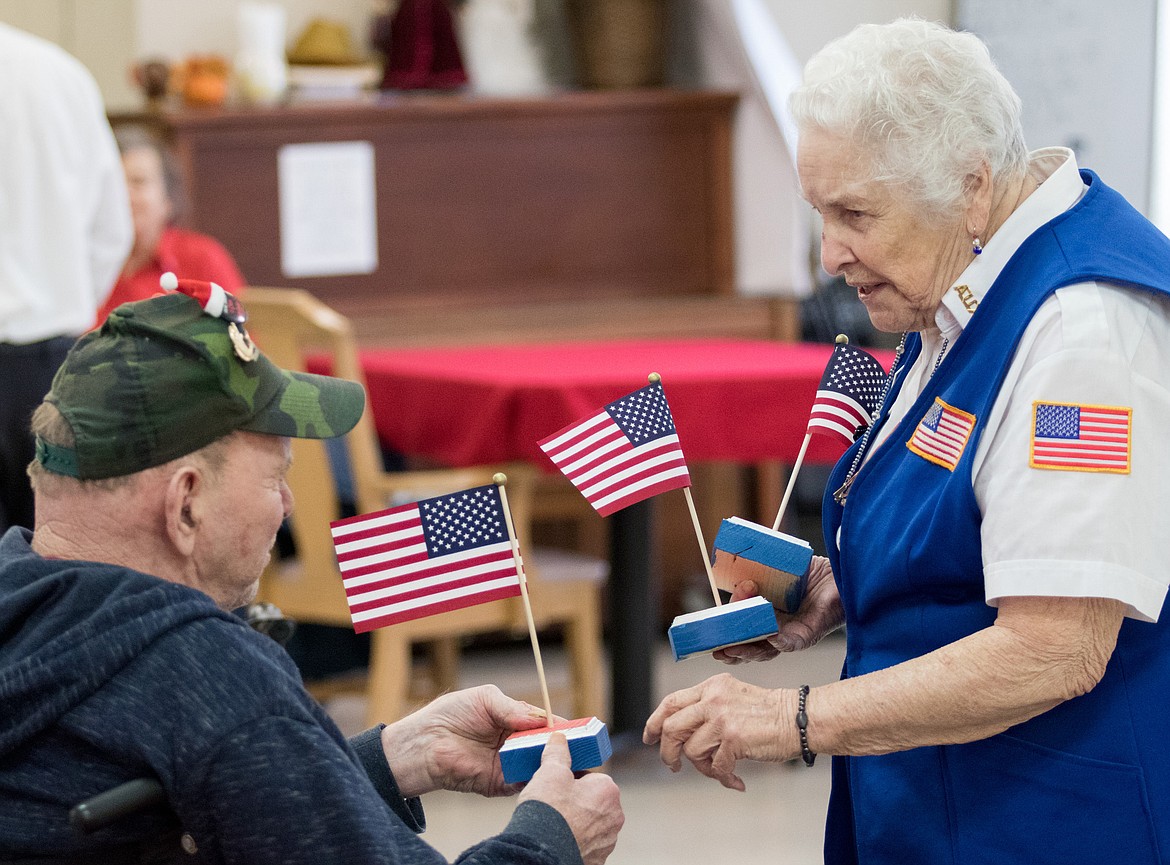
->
[[0, 22, 132, 532]]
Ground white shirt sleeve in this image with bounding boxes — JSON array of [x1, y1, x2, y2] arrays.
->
[[974, 282, 1170, 622]]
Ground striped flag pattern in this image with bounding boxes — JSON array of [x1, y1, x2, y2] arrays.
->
[[807, 342, 889, 445], [1030, 402, 1131, 473], [330, 484, 522, 633], [538, 380, 690, 517], [906, 397, 977, 471]]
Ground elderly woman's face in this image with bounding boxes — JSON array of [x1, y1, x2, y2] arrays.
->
[[798, 128, 970, 333]]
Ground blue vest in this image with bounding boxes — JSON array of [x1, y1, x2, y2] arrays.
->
[[821, 172, 1170, 864]]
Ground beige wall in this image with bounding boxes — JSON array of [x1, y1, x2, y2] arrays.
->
[[0, 0, 136, 107], [0, 0, 370, 111], [0, 0, 952, 298], [768, 0, 953, 63], [1, 0, 952, 111]]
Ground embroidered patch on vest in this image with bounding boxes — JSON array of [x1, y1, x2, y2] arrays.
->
[[1030, 401, 1131, 473], [906, 397, 976, 471]]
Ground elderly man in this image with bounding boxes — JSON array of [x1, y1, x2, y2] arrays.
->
[[0, 286, 623, 864]]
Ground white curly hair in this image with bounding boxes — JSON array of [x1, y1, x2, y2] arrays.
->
[[789, 17, 1029, 217]]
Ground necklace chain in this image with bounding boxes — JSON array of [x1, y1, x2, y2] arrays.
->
[[930, 335, 949, 376], [831, 332, 949, 505]]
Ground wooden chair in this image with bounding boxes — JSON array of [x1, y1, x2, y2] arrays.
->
[[243, 287, 606, 727]]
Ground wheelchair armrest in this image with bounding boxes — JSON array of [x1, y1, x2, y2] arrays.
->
[[70, 778, 166, 834]]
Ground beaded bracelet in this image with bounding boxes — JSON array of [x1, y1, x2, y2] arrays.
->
[[796, 685, 815, 767]]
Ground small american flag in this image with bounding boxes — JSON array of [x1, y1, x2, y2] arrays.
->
[[1030, 402, 1131, 473], [906, 397, 976, 471], [539, 380, 690, 517], [329, 484, 522, 632], [807, 343, 889, 445]]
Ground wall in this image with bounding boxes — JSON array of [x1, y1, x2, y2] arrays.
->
[[0, 0, 137, 108], [0, 0, 952, 116], [768, 0, 952, 64], [134, 0, 372, 87], [958, 0, 1157, 214], [0, 0, 951, 299], [0, 0, 370, 111]]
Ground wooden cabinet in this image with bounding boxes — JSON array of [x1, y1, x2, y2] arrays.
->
[[147, 89, 750, 343]]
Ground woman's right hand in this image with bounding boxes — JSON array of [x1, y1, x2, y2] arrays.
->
[[713, 555, 844, 663]]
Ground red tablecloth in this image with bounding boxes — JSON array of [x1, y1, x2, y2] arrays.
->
[[321, 339, 896, 468]]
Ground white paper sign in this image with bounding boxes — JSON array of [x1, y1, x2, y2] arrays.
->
[[278, 141, 378, 278]]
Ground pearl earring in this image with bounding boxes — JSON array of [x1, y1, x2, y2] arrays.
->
[[972, 236, 983, 256]]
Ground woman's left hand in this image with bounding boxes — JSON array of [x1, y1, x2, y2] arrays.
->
[[642, 674, 796, 791], [715, 555, 844, 664]]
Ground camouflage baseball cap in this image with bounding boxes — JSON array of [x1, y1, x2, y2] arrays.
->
[[35, 291, 365, 480]]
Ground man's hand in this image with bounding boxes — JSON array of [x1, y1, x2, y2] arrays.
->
[[642, 674, 795, 791], [714, 555, 844, 664], [519, 733, 624, 865], [380, 685, 553, 798]]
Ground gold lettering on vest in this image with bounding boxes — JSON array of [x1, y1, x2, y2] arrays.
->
[[953, 284, 979, 313]]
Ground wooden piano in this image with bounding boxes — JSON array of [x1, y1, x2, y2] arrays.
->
[[134, 88, 799, 345]]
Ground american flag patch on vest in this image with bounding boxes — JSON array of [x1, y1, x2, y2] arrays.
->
[[906, 397, 976, 471]]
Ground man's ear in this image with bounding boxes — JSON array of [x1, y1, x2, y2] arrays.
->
[[163, 465, 202, 557]]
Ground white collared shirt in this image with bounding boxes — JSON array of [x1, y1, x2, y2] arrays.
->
[[871, 148, 1170, 622]]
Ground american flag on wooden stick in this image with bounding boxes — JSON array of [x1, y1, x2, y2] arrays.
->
[[330, 484, 522, 632], [807, 342, 889, 445], [539, 379, 690, 517]]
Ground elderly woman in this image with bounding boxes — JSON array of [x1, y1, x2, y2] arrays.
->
[[95, 126, 245, 326], [644, 18, 1170, 864]]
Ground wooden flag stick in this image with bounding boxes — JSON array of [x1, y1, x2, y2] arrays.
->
[[651, 371, 721, 607], [495, 473, 554, 723], [684, 486, 722, 606], [771, 433, 811, 532], [773, 335, 850, 532]]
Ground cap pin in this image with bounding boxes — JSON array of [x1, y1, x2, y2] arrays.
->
[[160, 272, 257, 361]]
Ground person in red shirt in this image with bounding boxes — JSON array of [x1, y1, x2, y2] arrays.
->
[[96, 126, 245, 326]]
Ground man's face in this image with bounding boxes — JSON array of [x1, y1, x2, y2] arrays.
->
[[194, 432, 293, 609]]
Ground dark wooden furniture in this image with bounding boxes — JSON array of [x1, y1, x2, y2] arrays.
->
[[137, 89, 780, 343]]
